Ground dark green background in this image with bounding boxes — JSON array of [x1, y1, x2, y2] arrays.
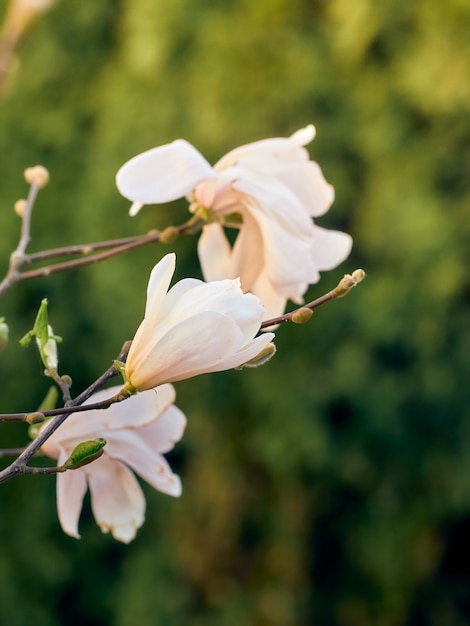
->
[[1, 1, 469, 624]]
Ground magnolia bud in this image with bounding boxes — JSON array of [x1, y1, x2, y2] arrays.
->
[[25, 411, 45, 425], [291, 307, 313, 324], [24, 165, 49, 188], [14, 199, 27, 217], [160, 226, 179, 244], [335, 274, 356, 298], [352, 269, 366, 284]]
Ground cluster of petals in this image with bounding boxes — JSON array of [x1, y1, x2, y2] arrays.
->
[[124, 253, 274, 391], [41, 384, 186, 543], [116, 125, 352, 318]]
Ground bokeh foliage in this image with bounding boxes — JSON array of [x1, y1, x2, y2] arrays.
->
[[1, 0, 469, 624]]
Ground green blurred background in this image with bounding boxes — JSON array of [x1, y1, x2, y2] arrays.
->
[[1, 1, 469, 624]]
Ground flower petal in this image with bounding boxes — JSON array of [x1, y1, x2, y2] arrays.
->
[[87, 455, 145, 543], [310, 226, 353, 270], [162, 276, 264, 337], [126, 311, 244, 388], [44, 385, 177, 448], [197, 224, 234, 282], [138, 404, 187, 454], [116, 139, 214, 206], [214, 125, 316, 171], [127, 254, 176, 365], [229, 211, 265, 291], [56, 448, 88, 539], [251, 269, 290, 320], [202, 331, 274, 373], [105, 416, 184, 498], [144, 253, 176, 321]]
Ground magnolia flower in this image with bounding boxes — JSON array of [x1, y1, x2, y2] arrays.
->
[[124, 253, 275, 392], [116, 125, 352, 318], [41, 384, 186, 543]]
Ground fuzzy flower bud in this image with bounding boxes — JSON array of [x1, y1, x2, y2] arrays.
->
[[14, 199, 27, 217], [291, 307, 314, 324], [24, 165, 49, 188]]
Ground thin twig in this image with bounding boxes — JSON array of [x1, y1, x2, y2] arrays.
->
[[261, 270, 366, 329], [0, 180, 39, 296], [18, 464, 66, 476], [26, 234, 147, 262], [0, 219, 197, 296], [261, 291, 336, 329]]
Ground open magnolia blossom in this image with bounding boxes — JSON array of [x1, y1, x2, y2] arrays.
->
[[41, 384, 186, 543], [124, 253, 275, 391], [116, 125, 352, 318]]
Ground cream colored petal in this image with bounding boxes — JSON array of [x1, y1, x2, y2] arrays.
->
[[202, 332, 275, 373], [246, 202, 315, 286], [139, 404, 187, 454], [116, 139, 214, 204], [129, 201, 144, 217], [56, 448, 88, 540], [197, 224, 234, 281], [214, 125, 315, 171], [164, 276, 258, 327], [235, 173, 313, 235], [106, 428, 183, 497], [229, 211, 265, 291], [144, 253, 176, 320], [159, 277, 266, 348], [310, 226, 353, 270], [44, 385, 177, 449], [126, 255, 176, 369], [126, 311, 244, 388], [257, 160, 334, 217], [251, 269, 289, 320], [87, 455, 145, 543]]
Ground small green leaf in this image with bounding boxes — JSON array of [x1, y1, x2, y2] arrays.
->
[[63, 438, 107, 470]]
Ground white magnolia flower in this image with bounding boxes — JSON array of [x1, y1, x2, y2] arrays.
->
[[124, 253, 275, 392], [42, 384, 186, 543], [116, 126, 352, 318]]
